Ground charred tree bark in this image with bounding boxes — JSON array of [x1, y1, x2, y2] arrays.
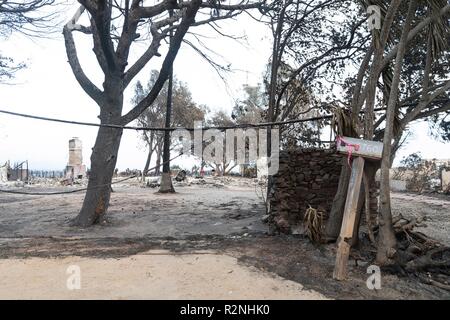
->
[[155, 142, 162, 175], [75, 112, 123, 227], [159, 9, 175, 193], [142, 141, 153, 180], [73, 65, 126, 225], [350, 181, 365, 248], [326, 158, 379, 244]]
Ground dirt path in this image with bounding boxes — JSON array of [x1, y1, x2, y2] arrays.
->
[[0, 250, 326, 299]]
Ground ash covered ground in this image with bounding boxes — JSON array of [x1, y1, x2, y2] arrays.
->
[[0, 176, 449, 299]]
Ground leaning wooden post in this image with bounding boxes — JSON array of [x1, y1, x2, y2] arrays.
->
[[333, 156, 365, 280], [333, 136, 383, 280]]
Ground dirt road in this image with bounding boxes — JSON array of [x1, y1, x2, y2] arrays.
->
[[0, 251, 326, 299]]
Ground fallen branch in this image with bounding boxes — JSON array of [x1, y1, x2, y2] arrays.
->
[[405, 247, 450, 272], [417, 274, 450, 292]]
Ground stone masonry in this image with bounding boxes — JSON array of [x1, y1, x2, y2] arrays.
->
[[65, 137, 86, 179], [268, 148, 378, 234]]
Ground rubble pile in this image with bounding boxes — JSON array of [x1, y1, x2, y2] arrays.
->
[[142, 175, 257, 189], [0, 180, 26, 188]]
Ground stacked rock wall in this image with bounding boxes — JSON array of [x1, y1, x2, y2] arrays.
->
[[268, 148, 342, 233], [268, 148, 379, 234]]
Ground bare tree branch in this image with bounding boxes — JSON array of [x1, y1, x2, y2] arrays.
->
[[120, 0, 202, 125], [63, 6, 104, 104]]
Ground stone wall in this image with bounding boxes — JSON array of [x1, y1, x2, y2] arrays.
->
[[268, 148, 379, 234], [268, 148, 342, 233]]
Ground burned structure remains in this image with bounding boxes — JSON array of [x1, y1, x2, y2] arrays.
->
[[0, 161, 29, 183], [0, 163, 7, 182]]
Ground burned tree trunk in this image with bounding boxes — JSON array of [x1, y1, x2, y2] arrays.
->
[[155, 141, 162, 175], [63, 1, 262, 226], [351, 161, 379, 247], [142, 136, 154, 180], [377, 0, 418, 265], [325, 157, 379, 244], [159, 23, 175, 194], [76, 116, 123, 227]]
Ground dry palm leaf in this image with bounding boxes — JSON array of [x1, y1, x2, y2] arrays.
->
[[303, 206, 324, 243], [331, 105, 358, 137]]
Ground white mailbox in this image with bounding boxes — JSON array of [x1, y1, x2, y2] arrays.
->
[[336, 136, 383, 160]]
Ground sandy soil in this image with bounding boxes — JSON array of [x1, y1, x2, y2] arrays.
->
[[0, 250, 326, 299], [0, 178, 449, 299]]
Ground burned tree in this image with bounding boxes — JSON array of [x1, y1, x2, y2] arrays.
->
[[0, 0, 59, 82], [133, 70, 206, 180], [262, 0, 370, 204], [261, 1, 449, 261], [63, 0, 263, 227], [325, 1, 450, 248], [264, 0, 369, 126]]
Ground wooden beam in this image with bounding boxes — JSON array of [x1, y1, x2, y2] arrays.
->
[[333, 156, 365, 280]]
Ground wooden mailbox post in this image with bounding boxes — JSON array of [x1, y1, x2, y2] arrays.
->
[[333, 136, 383, 281]]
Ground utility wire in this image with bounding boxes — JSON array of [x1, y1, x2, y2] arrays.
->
[[0, 107, 393, 132], [0, 108, 335, 131], [0, 104, 391, 195], [0, 105, 353, 195]]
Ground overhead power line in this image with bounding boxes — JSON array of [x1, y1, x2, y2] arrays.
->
[[0, 108, 335, 131], [0, 106, 398, 132]]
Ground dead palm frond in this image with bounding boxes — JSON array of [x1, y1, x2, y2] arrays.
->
[[303, 206, 324, 244], [425, 0, 450, 59], [331, 105, 358, 137]]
